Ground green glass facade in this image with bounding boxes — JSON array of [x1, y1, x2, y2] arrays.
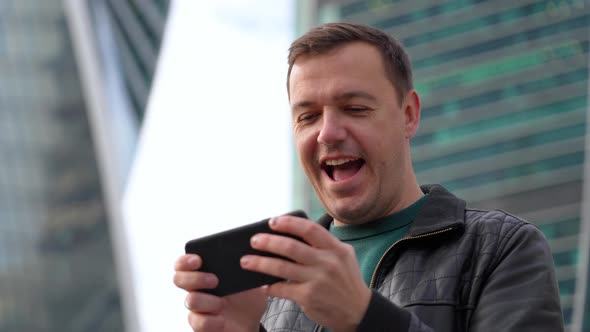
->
[[0, 1, 124, 331], [295, 0, 590, 330], [0, 0, 170, 330]]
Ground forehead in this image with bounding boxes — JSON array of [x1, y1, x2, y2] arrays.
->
[[288, 42, 394, 102]]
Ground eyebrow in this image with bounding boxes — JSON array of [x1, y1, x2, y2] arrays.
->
[[333, 91, 377, 103], [292, 91, 377, 111], [292, 100, 316, 110]]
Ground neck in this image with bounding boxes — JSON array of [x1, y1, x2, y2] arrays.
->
[[332, 180, 424, 227]]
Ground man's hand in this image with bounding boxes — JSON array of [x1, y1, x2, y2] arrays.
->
[[173, 254, 267, 332], [240, 215, 371, 332]]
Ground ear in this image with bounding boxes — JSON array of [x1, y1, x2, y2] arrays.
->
[[403, 90, 421, 139]]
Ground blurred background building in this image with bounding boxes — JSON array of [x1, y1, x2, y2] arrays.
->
[[1, 0, 589, 331], [0, 0, 169, 331], [2, 1, 290, 331], [294, 0, 590, 331]]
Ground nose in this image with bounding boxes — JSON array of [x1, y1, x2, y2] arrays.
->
[[317, 110, 346, 146]]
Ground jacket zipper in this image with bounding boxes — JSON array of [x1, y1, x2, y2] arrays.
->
[[312, 226, 455, 332], [369, 227, 454, 288]]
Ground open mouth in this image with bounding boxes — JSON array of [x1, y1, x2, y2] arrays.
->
[[322, 158, 365, 182]]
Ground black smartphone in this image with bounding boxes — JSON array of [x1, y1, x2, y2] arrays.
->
[[184, 210, 308, 297]]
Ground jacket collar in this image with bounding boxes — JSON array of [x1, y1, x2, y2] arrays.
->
[[316, 184, 466, 236], [408, 184, 466, 236]]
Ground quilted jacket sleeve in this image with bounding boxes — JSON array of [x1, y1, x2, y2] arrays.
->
[[468, 221, 564, 331], [357, 290, 434, 332]]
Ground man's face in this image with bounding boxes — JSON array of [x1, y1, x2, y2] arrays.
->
[[289, 42, 419, 225]]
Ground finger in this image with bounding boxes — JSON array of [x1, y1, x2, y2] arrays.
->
[[175, 254, 202, 271], [173, 271, 219, 291], [264, 280, 302, 303], [269, 216, 340, 249], [240, 254, 310, 282], [250, 233, 318, 265], [188, 311, 224, 332], [185, 292, 223, 314]]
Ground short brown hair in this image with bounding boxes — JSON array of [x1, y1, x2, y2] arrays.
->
[[287, 22, 413, 102]]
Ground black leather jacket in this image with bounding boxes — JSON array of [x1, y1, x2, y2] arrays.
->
[[260, 185, 564, 332]]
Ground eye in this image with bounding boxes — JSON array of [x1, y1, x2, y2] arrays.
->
[[344, 106, 370, 114], [297, 112, 320, 123]]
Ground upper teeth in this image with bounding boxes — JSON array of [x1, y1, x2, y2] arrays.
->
[[326, 158, 357, 166]]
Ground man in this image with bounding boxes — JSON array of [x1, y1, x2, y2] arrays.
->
[[173, 22, 564, 331]]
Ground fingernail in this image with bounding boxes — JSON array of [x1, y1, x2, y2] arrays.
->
[[251, 235, 259, 246], [184, 299, 191, 310], [240, 256, 250, 266], [206, 274, 217, 286], [269, 217, 278, 227], [187, 255, 200, 267]]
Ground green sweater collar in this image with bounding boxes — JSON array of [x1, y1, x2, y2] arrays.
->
[[330, 194, 429, 241]]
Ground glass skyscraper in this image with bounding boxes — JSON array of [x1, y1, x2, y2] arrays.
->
[[294, 1, 590, 331], [0, 0, 169, 331], [92, 0, 170, 121], [0, 0, 123, 330]]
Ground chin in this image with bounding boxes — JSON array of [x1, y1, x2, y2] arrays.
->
[[327, 202, 371, 225]]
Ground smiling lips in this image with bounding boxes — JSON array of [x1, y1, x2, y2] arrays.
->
[[322, 157, 365, 182]]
